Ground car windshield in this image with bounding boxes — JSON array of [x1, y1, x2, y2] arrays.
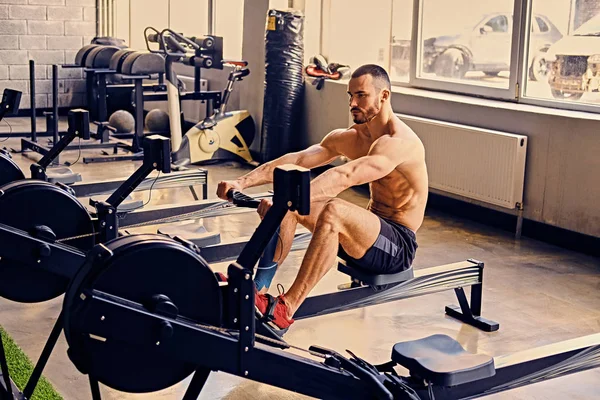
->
[[573, 15, 600, 36]]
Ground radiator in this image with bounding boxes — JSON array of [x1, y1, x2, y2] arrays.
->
[[397, 113, 527, 210]]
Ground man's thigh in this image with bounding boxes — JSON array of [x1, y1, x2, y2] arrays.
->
[[296, 197, 382, 260]]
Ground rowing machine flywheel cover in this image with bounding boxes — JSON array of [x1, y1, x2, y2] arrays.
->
[[0, 180, 94, 302], [64, 234, 222, 393], [0, 151, 25, 187]]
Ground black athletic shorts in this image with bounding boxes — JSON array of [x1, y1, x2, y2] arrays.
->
[[338, 216, 418, 274]]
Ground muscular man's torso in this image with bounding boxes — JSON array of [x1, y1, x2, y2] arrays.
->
[[336, 117, 428, 232]]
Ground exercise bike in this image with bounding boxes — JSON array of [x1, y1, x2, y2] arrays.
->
[[7, 165, 595, 400], [148, 29, 255, 166]]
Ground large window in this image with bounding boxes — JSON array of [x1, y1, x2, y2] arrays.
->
[[322, 0, 393, 75], [319, 0, 600, 113], [416, 0, 514, 90], [390, 0, 414, 82], [113, 0, 242, 59], [524, 0, 600, 109], [411, 0, 520, 99]]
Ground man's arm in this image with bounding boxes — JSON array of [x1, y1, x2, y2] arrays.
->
[[309, 136, 412, 200], [236, 129, 346, 189]]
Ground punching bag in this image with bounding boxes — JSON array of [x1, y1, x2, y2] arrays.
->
[[260, 9, 305, 162]]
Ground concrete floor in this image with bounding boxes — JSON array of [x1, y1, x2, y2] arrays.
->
[[0, 116, 599, 399]]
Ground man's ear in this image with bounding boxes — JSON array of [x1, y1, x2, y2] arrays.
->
[[381, 88, 390, 102]]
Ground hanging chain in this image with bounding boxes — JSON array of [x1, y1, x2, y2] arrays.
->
[[56, 231, 100, 243]]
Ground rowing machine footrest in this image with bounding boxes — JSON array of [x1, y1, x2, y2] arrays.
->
[[45, 166, 82, 185], [157, 222, 221, 248], [90, 194, 143, 212], [391, 334, 495, 386], [337, 258, 414, 286]]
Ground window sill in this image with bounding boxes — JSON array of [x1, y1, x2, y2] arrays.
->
[[317, 78, 600, 122], [390, 85, 600, 121]]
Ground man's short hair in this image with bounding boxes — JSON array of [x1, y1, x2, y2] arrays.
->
[[351, 64, 391, 91]]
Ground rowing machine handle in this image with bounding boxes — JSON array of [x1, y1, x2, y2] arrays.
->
[[227, 190, 260, 209]]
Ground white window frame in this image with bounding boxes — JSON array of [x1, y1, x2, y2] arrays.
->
[[316, 0, 600, 114], [518, 0, 600, 114], [407, 0, 524, 102]]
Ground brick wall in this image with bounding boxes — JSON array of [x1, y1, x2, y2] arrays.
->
[[0, 0, 96, 109]]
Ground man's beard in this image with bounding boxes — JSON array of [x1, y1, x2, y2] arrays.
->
[[351, 104, 380, 124]]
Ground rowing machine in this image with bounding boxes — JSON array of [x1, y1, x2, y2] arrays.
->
[[0, 100, 209, 199], [43, 164, 598, 400]]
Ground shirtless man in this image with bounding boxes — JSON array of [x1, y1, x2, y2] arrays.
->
[[217, 64, 428, 330]]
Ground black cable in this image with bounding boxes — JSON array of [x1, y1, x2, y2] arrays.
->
[[428, 381, 435, 400], [0, 119, 14, 142], [126, 171, 162, 212], [64, 137, 82, 166], [276, 231, 283, 263]]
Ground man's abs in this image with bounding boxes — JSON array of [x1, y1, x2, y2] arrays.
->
[[368, 183, 427, 232]]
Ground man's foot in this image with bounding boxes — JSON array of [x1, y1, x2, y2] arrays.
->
[[255, 285, 294, 330], [214, 272, 228, 282]]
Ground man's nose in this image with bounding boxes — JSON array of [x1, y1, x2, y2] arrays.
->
[[349, 97, 358, 107]]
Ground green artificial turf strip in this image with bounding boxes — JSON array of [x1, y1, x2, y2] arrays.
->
[[0, 325, 63, 400]]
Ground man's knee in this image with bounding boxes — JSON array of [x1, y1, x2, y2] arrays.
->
[[315, 198, 346, 231]]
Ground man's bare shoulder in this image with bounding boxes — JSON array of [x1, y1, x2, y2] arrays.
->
[[389, 116, 421, 140], [321, 127, 359, 146], [370, 120, 425, 160]]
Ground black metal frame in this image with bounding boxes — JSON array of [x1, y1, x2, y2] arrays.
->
[[1, 165, 599, 400], [1, 106, 209, 199], [59, 288, 600, 400], [42, 166, 600, 399], [295, 259, 498, 332]]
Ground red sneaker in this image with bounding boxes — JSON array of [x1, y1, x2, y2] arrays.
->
[[214, 272, 228, 282], [255, 286, 294, 330]]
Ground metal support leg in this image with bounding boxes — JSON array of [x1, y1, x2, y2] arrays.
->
[[189, 185, 200, 201], [445, 286, 499, 332], [51, 65, 59, 166], [133, 80, 144, 153], [181, 369, 210, 400], [515, 208, 523, 240], [0, 331, 15, 400], [22, 312, 64, 399], [89, 378, 102, 400], [29, 60, 37, 143]]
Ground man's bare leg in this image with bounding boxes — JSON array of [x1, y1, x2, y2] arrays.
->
[[258, 198, 334, 295], [282, 198, 382, 317], [271, 197, 331, 263]]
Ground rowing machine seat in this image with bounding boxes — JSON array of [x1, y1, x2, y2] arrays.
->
[[391, 334, 495, 386], [337, 258, 414, 286]]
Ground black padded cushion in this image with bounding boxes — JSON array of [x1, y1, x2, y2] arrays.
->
[[120, 52, 165, 75], [337, 258, 414, 285], [84, 46, 121, 69], [392, 334, 495, 386], [109, 49, 135, 72], [74, 44, 99, 66]]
